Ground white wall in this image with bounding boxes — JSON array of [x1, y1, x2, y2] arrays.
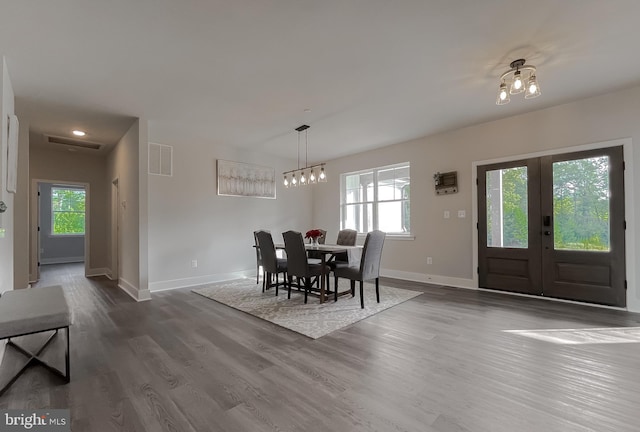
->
[[30, 146, 108, 278], [314, 85, 640, 312], [0, 56, 15, 365], [107, 119, 149, 300], [147, 139, 314, 292]]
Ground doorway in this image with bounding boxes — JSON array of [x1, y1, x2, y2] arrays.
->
[[477, 146, 626, 307], [30, 179, 91, 282], [111, 178, 121, 281]]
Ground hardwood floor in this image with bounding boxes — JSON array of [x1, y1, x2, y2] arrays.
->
[[2, 263, 640, 431]]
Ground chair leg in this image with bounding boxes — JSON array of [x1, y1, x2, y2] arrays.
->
[[65, 326, 71, 382], [304, 279, 309, 304], [287, 273, 292, 299], [375, 278, 380, 303], [360, 280, 364, 309], [333, 275, 338, 302], [262, 272, 266, 292], [256, 264, 259, 284], [350, 280, 356, 297], [275, 273, 279, 296]]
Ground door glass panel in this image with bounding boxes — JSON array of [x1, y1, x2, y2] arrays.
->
[[486, 167, 528, 248], [553, 156, 610, 251]]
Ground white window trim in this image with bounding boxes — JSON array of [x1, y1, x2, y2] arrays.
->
[[340, 161, 411, 235]]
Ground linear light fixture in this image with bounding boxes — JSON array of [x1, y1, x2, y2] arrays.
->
[[496, 58, 541, 105], [283, 125, 327, 188]]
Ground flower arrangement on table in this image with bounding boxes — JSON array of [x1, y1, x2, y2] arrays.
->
[[305, 229, 324, 245]]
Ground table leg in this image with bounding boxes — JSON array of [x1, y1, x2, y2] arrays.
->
[[320, 254, 326, 303]]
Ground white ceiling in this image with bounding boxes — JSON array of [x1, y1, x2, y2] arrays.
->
[[2, 0, 640, 161]]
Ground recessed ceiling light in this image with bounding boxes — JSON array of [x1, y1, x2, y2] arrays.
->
[[303, 108, 312, 113], [72, 130, 86, 137]]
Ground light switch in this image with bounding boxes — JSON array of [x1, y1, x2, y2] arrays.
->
[[444, 211, 450, 219], [458, 210, 466, 218]]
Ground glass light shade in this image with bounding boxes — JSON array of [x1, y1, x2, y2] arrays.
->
[[291, 173, 298, 187], [309, 169, 317, 184], [300, 170, 307, 185], [283, 175, 289, 188], [496, 82, 510, 105], [510, 70, 524, 94], [318, 167, 327, 182], [525, 74, 541, 99]]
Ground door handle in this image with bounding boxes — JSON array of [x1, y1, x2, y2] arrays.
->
[[544, 230, 552, 236]]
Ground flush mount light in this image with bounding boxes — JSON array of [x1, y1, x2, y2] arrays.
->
[[72, 130, 86, 137], [496, 59, 541, 105]]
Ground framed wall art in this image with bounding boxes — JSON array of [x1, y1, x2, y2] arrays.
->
[[216, 159, 276, 199]]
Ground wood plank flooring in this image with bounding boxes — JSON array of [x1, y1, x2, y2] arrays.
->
[[2, 263, 640, 431]]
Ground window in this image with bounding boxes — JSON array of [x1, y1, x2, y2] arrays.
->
[[51, 187, 86, 235], [340, 162, 410, 234]]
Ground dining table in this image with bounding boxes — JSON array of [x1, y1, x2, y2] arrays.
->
[[274, 243, 362, 303]]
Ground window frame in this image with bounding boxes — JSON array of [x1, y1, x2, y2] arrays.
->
[[340, 162, 412, 237], [50, 186, 86, 237]]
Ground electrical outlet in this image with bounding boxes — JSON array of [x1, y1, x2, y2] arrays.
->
[[458, 210, 466, 218], [427, 257, 433, 265], [191, 260, 198, 268], [444, 211, 450, 219]]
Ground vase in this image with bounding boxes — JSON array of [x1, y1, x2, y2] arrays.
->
[[311, 238, 319, 247]]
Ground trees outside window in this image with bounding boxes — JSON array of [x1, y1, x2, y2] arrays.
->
[[52, 187, 86, 235]]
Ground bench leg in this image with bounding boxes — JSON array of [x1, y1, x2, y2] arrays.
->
[[0, 327, 70, 397]]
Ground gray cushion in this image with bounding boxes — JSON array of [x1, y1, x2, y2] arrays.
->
[[0, 285, 72, 339]]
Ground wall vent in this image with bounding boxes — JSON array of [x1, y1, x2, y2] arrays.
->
[[45, 135, 102, 150], [149, 142, 173, 176]]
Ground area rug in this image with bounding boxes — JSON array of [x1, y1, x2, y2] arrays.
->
[[192, 279, 422, 339]]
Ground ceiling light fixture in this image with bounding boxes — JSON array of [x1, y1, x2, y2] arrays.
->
[[496, 59, 541, 105], [72, 130, 86, 137], [283, 125, 327, 188]]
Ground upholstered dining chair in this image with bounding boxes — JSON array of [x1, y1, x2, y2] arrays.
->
[[283, 230, 330, 303], [253, 230, 266, 286], [329, 229, 358, 268], [255, 230, 288, 296], [333, 230, 386, 308]]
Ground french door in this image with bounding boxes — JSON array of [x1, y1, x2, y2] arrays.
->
[[478, 146, 626, 307]]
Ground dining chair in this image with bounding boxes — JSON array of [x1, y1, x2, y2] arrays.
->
[[324, 229, 358, 290], [253, 230, 266, 286], [329, 229, 358, 267], [282, 230, 330, 303], [333, 230, 386, 308], [255, 230, 288, 296]]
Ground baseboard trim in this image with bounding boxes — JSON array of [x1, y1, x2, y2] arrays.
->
[[150, 270, 254, 293], [118, 277, 151, 302], [86, 267, 109, 277], [382, 268, 637, 313], [40, 257, 84, 265], [381, 269, 475, 289]]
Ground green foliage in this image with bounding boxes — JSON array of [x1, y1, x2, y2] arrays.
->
[[487, 156, 610, 251], [52, 188, 86, 235], [553, 156, 610, 251]]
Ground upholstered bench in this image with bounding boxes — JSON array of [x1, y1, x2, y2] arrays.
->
[[0, 285, 72, 396]]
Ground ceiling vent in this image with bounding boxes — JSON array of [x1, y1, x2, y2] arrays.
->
[[45, 135, 102, 150]]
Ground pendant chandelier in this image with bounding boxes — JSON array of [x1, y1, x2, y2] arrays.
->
[[496, 58, 541, 105], [283, 125, 327, 188]]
